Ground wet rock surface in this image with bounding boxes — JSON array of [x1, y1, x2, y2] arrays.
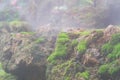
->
[[0, 24, 120, 80]]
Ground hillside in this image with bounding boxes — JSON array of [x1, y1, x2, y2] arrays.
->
[[0, 22, 120, 80]]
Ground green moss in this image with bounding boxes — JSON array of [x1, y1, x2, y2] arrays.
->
[[110, 33, 120, 45], [79, 30, 91, 36], [98, 64, 109, 74], [64, 77, 70, 80], [0, 63, 16, 80], [71, 39, 78, 46], [9, 20, 26, 27], [50, 60, 76, 80], [101, 43, 113, 56], [58, 32, 69, 39], [75, 71, 89, 80], [108, 60, 120, 75], [77, 41, 87, 54], [80, 71, 89, 80], [20, 32, 35, 35], [35, 37, 45, 43], [98, 60, 120, 75], [47, 32, 69, 63], [107, 43, 120, 60]]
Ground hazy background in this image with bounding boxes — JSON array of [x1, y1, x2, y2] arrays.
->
[[0, 0, 120, 29]]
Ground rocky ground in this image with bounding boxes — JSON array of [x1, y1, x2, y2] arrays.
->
[[0, 21, 120, 80]]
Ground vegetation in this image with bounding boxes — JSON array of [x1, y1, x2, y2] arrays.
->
[[77, 40, 87, 54], [71, 39, 78, 47], [107, 43, 120, 60], [35, 37, 45, 43], [101, 43, 113, 56], [75, 71, 90, 80], [99, 33, 120, 79], [0, 63, 16, 80], [98, 60, 120, 75], [20, 32, 35, 35], [79, 31, 91, 36], [9, 20, 26, 27], [47, 32, 69, 63], [110, 33, 120, 45]]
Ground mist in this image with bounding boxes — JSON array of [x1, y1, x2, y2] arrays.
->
[[0, 0, 120, 30]]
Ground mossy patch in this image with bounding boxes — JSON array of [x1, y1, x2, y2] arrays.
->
[[35, 37, 45, 43], [20, 32, 35, 35], [79, 30, 91, 36], [47, 32, 69, 63], [107, 43, 120, 60], [0, 63, 16, 80], [77, 40, 87, 54], [49, 60, 78, 80], [9, 20, 26, 27], [98, 60, 120, 75], [99, 33, 120, 79], [101, 43, 113, 56], [75, 71, 90, 80], [71, 39, 78, 47], [101, 33, 120, 60], [110, 33, 120, 45]]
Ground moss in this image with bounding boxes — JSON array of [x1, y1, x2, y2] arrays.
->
[[20, 32, 35, 35], [110, 33, 120, 45], [0, 63, 16, 80], [99, 33, 120, 79], [9, 20, 26, 27], [35, 37, 45, 43], [108, 60, 120, 75], [75, 71, 89, 80], [49, 60, 76, 80], [58, 32, 69, 39], [79, 30, 91, 36], [71, 39, 78, 47], [77, 41, 87, 54], [80, 71, 89, 80], [47, 32, 69, 63], [101, 43, 113, 56], [98, 64, 109, 74], [98, 60, 120, 76], [107, 43, 120, 60], [64, 77, 70, 80]]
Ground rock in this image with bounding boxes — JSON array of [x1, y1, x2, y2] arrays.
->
[[0, 23, 56, 80], [104, 25, 120, 42]]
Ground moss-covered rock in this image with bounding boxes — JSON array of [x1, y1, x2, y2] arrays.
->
[[47, 32, 70, 63]]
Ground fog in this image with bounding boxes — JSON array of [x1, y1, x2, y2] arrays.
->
[[0, 0, 120, 29]]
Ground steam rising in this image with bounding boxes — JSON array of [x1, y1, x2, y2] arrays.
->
[[1, 0, 120, 30]]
